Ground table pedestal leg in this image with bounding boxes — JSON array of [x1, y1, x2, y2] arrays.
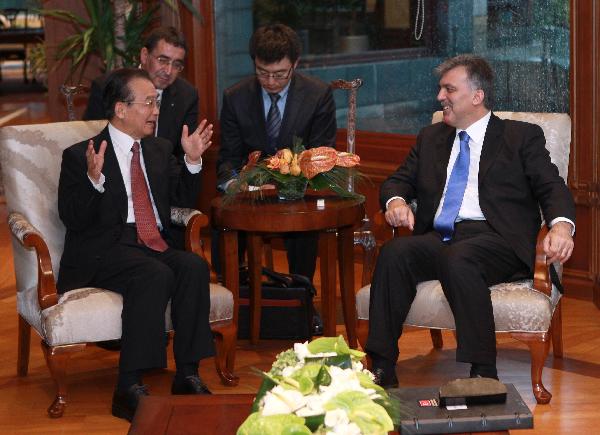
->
[[247, 233, 263, 344], [338, 226, 357, 348], [319, 230, 337, 337]]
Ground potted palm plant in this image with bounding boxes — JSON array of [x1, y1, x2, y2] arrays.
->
[[42, 0, 202, 82]]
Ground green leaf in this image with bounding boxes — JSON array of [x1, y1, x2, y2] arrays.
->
[[306, 336, 365, 360], [323, 391, 394, 434], [303, 414, 325, 432], [315, 364, 332, 387], [237, 413, 311, 435]]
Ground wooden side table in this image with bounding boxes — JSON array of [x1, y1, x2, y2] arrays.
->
[[211, 190, 365, 347]]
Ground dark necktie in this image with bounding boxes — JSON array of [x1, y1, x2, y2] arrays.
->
[[266, 93, 281, 153], [434, 131, 471, 241], [130, 141, 168, 252]]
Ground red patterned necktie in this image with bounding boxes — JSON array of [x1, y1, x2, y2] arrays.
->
[[130, 141, 168, 252]]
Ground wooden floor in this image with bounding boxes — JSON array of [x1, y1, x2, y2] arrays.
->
[[2, 84, 600, 434]]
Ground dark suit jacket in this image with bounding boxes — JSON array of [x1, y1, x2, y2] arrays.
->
[[56, 126, 201, 293], [217, 72, 337, 188], [380, 113, 576, 272], [83, 75, 199, 160]]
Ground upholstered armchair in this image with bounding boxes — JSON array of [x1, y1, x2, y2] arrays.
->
[[0, 120, 238, 418], [355, 112, 571, 404]]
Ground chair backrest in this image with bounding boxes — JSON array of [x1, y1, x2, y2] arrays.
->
[[0, 120, 107, 294], [432, 111, 571, 183]]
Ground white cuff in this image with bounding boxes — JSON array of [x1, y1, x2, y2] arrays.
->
[[88, 173, 105, 193], [549, 217, 575, 236], [385, 196, 406, 210], [184, 154, 203, 173]]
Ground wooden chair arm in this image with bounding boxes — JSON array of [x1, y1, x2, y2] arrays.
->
[[7, 213, 58, 310], [533, 225, 552, 297], [373, 210, 400, 238], [169, 207, 209, 260]]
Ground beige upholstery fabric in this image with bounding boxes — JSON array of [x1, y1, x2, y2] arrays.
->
[[357, 112, 570, 335], [38, 282, 233, 347], [0, 121, 233, 346], [356, 280, 561, 333]]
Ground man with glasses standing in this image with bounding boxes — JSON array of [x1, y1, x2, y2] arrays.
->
[[84, 26, 198, 161], [58, 68, 214, 421], [216, 23, 336, 282]]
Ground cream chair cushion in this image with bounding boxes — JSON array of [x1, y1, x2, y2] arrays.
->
[[356, 280, 561, 332], [1, 121, 233, 346]]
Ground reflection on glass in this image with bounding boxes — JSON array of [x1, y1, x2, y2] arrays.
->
[[214, 0, 569, 135]]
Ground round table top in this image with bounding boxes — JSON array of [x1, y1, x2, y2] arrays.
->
[[211, 190, 365, 233]]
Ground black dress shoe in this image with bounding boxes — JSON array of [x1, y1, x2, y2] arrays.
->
[[111, 384, 149, 422], [469, 363, 499, 380], [372, 367, 399, 388], [171, 375, 212, 395]]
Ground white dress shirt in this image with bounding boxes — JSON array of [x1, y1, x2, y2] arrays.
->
[[154, 88, 164, 136], [387, 111, 574, 233], [88, 123, 202, 227], [433, 111, 490, 222]]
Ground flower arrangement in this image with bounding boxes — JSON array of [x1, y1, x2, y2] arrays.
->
[[227, 139, 364, 201], [237, 336, 398, 435]]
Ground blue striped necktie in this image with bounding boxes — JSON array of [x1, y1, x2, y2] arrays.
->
[[434, 130, 471, 241], [266, 93, 281, 153]]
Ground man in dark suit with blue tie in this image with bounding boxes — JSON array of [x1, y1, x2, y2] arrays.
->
[[366, 55, 576, 387], [216, 24, 337, 281]]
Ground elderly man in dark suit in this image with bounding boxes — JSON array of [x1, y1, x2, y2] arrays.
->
[[58, 68, 214, 421], [84, 26, 198, 161], [366, 54, 575, 387], [216, 23, 336, 281]]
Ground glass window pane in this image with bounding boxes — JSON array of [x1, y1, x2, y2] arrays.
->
[[214, 0, 569, 135]]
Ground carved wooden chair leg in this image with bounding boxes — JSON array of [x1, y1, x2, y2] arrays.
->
[[224, 327, 238, 381], [212, 324, 239, 386], [356, 319, 369, 352], [41, 342, 86, 418], [551, 300, 563, 358], [430, 329, 444, 349], [512, 332, 552, 404], [18, 314, 31, 377]]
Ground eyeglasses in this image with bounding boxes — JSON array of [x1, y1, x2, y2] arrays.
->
[[125, 97, 161, 109], [255, 66, 293, 81], [152, 54, 185, 72]]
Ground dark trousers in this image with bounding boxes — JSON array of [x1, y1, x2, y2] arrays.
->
[[92, 226, 214, 373], [365, 221, 528, 366]]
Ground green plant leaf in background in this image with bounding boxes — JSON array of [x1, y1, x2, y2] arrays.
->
[[40, 0, 202, 83]]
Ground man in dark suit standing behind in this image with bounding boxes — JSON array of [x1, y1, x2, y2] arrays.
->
[[84, 26, 198, 161], [58, 68, 214, 421], [217, 24, 337, 281], [366, 54, 575, 387]]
